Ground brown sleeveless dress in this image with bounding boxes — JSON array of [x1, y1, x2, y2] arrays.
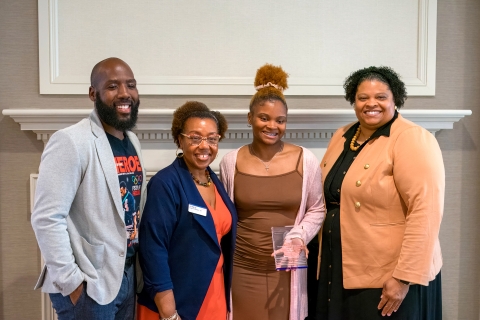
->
[[232, 149, 303, 320]]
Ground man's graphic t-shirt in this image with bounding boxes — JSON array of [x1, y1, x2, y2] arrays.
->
[[106, 132, 143, 258]]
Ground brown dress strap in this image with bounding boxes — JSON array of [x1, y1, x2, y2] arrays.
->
[[296, 147, 304, 172]]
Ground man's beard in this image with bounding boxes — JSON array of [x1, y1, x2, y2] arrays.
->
[[95, 92, 140, 132]]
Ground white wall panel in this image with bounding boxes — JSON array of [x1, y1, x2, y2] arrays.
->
[[39, 0, 437, 95]]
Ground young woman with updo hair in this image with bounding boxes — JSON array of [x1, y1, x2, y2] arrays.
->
[[220, 64, 325, 320]]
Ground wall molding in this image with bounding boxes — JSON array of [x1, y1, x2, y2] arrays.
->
[[3, 108, 470, 144], [38, 0, 437, 95], [8, 108, 470, 172]]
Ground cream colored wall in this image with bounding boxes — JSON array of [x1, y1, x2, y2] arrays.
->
[[37, 1, 436, 96], [0, 0, 478, 319]]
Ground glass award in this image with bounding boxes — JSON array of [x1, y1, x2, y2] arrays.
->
[[271, 226, 308, 271]]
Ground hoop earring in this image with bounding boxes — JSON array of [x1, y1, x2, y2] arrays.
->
[[176, 148, 183, 158], [394, 106, 398, 111]]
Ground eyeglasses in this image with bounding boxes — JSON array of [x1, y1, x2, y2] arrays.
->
[[180, 133, 221, 146]]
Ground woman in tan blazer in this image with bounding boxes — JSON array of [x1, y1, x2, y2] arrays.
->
[[315, 66, 444, 320]]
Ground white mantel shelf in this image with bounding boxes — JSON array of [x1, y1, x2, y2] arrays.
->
[[2, 109, 472, 143]]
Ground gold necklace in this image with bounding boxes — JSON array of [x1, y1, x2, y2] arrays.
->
[[350, 127, 362, 151], [249, 142, 284, 171], [190, 170, 211, 187]]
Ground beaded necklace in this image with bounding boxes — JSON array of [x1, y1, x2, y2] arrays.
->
[[349, 126, 370, 151], [349, 127, 362, 151], [190, 169, 211, 187]]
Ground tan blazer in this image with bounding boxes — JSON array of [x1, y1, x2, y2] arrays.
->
[[321, 114, 444, 288]]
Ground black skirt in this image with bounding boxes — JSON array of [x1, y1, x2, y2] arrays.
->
[[315, 205, 442, 320]]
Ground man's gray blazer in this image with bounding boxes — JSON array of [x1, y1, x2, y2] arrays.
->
[[31, 110, 147, 305]]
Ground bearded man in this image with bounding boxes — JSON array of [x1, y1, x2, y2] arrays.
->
[[31, 57, 146, 320]]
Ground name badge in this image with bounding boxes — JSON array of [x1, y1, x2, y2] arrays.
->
[[188, 204, 207, 216]]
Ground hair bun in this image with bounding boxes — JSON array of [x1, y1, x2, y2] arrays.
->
[[254, 64, 289, 92]]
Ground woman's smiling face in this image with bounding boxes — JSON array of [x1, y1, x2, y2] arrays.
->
[[354, 79, 396, 133], [248, 99, 287, 146], [178, 117, 219, 173]]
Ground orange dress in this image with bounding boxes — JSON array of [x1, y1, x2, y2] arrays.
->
[[137, 186, 232, 320]]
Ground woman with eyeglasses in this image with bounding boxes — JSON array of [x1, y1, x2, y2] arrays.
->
[[137, 101, 237, 320], [219, 64, 325, 320]]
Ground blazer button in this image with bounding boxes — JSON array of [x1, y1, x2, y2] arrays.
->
[[364, 164, 370, 169], [355, 201, 361, 208], [356, 180, 362, 187]]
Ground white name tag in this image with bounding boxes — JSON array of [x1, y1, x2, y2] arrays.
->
[[188, 204, 207, 216]]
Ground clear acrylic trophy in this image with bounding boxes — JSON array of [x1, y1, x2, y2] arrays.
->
[[271, 226, 308, 271]]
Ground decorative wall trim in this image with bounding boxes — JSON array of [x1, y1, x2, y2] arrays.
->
[[38, 0, 437, 95], [3, 108, 470, 144]]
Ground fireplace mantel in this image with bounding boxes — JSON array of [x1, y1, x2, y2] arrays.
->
[[3, 108, 472, 173], [3, 108, 472, 143]]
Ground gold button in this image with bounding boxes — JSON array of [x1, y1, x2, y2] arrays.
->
[[364, 164, 370, 169], [355, 201, 361, 208], [356, 180, 362, 187], [337, 189, 340, 192], [328, 230, 331, 233], [343, 171, 346, 175], [329, 265, 332, 268]]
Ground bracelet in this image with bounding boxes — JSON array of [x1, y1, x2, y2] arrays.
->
[[160, 311, 178, 320]]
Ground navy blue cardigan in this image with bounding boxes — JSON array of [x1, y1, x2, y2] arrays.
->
[[137, 157, 237, 320]]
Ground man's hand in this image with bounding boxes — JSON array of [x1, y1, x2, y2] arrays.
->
[[69, 282, 84, 306], [377, 277, 409, 316]]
